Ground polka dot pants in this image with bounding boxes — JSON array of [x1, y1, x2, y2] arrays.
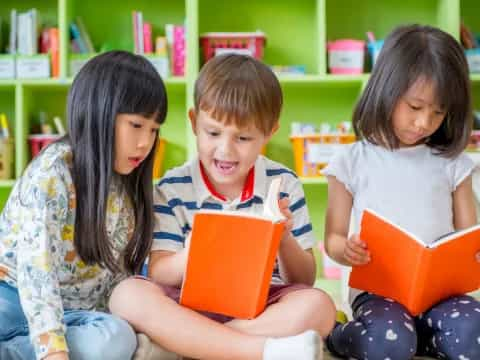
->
[[327, 293, 480, 360]]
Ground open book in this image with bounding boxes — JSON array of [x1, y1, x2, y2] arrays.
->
[[349, 208, 480, 315], [179, 178, 285, 319]]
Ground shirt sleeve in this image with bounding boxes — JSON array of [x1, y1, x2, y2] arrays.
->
[[322, 145, 354, 194], [447, 153, 475, 191], [15, 168, 69, 359], [284, 177, 315, 250], [152, 184, 186, 252]]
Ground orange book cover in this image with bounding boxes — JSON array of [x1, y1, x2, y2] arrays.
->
[[179, 178, 285, 319], [349, 209, 480, 315]]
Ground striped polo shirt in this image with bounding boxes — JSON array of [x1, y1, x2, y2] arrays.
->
[[152, 155, 315, 284]]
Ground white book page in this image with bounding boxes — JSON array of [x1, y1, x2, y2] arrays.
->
[[263, 177, 285, 223], [429, 223, 480, 248], [363, 208, 427, 247]]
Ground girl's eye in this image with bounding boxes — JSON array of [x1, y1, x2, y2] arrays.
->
[[409, 104, 421, 111], [151, 128, 159, 134], [130, 122, 142, 129], [238, 136, 252, 142], [208, 131, 219, 137]]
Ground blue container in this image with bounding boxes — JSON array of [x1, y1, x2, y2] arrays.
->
[[367, 40, 384, 67], [465, 48, 480, 73]]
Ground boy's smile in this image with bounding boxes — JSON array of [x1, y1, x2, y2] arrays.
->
[[190, 109, 275, 200]]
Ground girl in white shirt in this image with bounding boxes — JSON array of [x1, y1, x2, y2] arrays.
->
[[324, 24, 480, 360]]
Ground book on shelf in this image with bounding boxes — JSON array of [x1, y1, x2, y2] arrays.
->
[[349, 208, 480, 315], [179, 177, 285, 319]]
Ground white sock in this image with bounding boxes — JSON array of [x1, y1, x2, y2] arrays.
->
[[263, 330, 322, 360]]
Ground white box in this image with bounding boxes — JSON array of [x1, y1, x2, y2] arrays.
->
[[16, 55, 50, 79], [0, 55, 15, 79], [70, 54, 95, 77], [145, 55, 170, 79]]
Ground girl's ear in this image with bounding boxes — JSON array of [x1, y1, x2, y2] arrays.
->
[[188, 108, 197, 135]]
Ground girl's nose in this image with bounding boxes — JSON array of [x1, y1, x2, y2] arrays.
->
[[414, 113, 430, 131]]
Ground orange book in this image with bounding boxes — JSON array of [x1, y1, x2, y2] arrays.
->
[[349, 209, 480, 315], [49, 28, 59, 78], [179, 178, 285, 319]]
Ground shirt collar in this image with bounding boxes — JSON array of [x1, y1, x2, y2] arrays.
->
[[191, 156, 268, 204]]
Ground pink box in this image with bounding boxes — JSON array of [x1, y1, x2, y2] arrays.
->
[[327, 39, 365, 74]]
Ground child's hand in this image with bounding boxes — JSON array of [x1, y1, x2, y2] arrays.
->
[[278, 197, 294, 242], [344, 234, 370, 266], [181, 234, 192, 269], [476, 252, 480, 263]]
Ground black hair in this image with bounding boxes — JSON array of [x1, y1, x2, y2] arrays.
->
[[67, 50, 167, 274], [353, 24, 471, 157]]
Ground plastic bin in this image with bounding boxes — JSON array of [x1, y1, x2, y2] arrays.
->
[[290, 134, 355, 177], [28, 134, 62, 158], [327, 39, 365, 74], [200, 32, 266, 64]]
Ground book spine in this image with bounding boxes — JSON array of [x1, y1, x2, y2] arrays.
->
[[143, 22, 153, 54], [165, 24, 174, 74], [407, 249, 431, 315], [136, 12, 144, 55], [30, 9, 38, 55], [49, 28, 59, 78], [172, 25, 185, 76], [254, 222, 284, 316], [76, 17, 94, 53], [9, 9, 17, 54], [70, 23, 87, 53], [132, 11, 138, 53]]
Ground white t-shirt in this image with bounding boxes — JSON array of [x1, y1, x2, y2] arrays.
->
[[323, 141, 474, 302]]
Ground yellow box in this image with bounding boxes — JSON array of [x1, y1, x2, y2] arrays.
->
[[152, 137, 167, 179], [0, 138, 14, 179], [290, 134, 355, 177]]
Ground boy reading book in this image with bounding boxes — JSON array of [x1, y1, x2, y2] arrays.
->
[[109, 54, 335, 360], [180, 177, 286, 319], [349, 208, 480, 315]]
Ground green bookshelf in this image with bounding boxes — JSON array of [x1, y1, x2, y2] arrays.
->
[[0, 0, 479, 284]]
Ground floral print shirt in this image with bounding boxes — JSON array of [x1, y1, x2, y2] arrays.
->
[[0, 142, 135, 359]]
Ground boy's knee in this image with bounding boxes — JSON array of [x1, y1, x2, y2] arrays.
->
[[109, 277, 163, 317], [293, 289, 336, 336]]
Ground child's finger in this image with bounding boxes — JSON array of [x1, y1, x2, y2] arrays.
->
[[278, 197, 290, 209], [347, 241, 369, 257]]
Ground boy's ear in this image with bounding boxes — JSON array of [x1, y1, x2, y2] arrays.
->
[[188, 108, 197, 135], [265, 122, 279, 142]]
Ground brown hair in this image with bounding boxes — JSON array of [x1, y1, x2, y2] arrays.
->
[[194, 54, 283, 135], [353, 24, 472, 157]]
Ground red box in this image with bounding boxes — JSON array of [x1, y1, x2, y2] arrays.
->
[[200, 32, 266, 64], [28, 134, 62, 158]]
